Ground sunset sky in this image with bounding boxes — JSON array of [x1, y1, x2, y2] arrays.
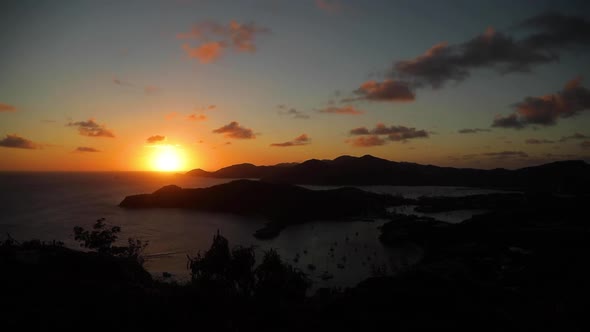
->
[[1, 0, 589, 171]]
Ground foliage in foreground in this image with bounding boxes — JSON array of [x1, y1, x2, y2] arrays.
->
[[188, 231, 311, 301], [73, 218, 148, 264]]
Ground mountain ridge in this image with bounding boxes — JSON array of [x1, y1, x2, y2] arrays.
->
[[186, 155, 590, 192]]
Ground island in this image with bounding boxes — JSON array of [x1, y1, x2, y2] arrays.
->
[[119, 179, 412, 238]]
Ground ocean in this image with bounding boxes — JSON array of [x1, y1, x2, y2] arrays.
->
[[0, 172, 503, 289]]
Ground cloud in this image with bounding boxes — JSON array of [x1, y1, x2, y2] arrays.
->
[[349, 127, 370, 135], [315, 0, 342, 14], [349, 80, 415, 102], [519, 11, 590, 51], [165, 112, 178, 120], [144, 85, 160, 95], [277, 105, 309, 119], [525, 138, 554, 144], [387, 13, 590, 89], [483, 151, 529, 159], [178, 21, 269, 63], [350, 123, 429, 141], [113, 77, 159, 95], [0, 134, 38, 149], [317, 105, 364, 115], [187, 114, 207, 121], [559, 133, 589, 142], [75, 147, 100, 153], [147, 135, 166, 144], [492, 77, 590, 128], [270, 134, 310, 147], [491, 114, 525, 129], [182, 41, 225, 63], [67, 119, 115, 138], [0, 103, 16, 112], [112, 77, 132, 86], [212, 121, 256, 139], [347, 135, 386, 147], [458, 128, 491, 134]]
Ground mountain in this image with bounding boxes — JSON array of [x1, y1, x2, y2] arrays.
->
[[187, 155, 590, 192]]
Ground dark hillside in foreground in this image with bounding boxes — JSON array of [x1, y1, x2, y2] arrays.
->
[[187, 155, 590, 193], [4, 192, 590, 331]]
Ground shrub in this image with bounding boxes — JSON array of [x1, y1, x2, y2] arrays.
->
[[73, 218, 148, 264]]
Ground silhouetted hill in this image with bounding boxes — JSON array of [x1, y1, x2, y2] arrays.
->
[[187, 155, 590, 192], [120, 180, 411, 238]]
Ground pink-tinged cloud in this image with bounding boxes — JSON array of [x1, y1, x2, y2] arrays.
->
[[147, 135, 166, 144], [347, 135, 386, 147], [165, 112, 178, 120], [144, 85, 160, 95], [75, 147, 100, 152], [315, 0, 342, 14], [318, 105, 364, 115], [178, 20, 269, 63], [187, 114, 207, 121], [271, 134, 311, 147], [182, 41, 225, 63], [0, 103, 16, 112], [67, 119, 115, 138], [212, 121, 256, 139], [352, 80, 415, 102], [0, 134, 39, 149], [493, 77, 590, 129]]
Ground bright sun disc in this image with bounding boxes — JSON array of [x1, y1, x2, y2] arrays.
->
[[152, 146, 184, 172]]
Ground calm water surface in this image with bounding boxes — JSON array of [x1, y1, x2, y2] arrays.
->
[[0, 172, 503, 289]]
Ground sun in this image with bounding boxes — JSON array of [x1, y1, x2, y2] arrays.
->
[[152, 145, 185, 172]]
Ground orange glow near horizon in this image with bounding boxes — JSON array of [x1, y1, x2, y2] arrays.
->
[[151, 145, 186, 172]]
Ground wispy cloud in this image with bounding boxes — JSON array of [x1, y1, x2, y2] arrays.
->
[[483, 151, 529, 159], [75, 146, 100, 153], [113, 77, 160, 95], [147, 135, 166, 144], [187, 114, 207, 121], [347, 135, 386, 147], [67, 119, 115, 138], [277, 105, 309, 119], [178, 20, 269, 63], [318, 105, 364, 115], [0, 134, 39, 149], [458, 128, 491, 134], [559, 133, 589, 142], [270, 134, 310, 147], [212, 121, 256, 139], [525, 138, 554, 144], [315, 0, 342, 14], [0, 103, 16, 112]]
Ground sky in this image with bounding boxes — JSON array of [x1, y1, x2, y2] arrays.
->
[[1, 0, 590, 171]]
